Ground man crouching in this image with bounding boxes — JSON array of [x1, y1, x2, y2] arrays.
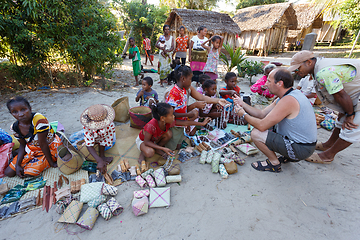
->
[[234, 68, 317, 172]]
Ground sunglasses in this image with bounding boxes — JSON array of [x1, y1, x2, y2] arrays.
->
[[294, 61, 308, 72]]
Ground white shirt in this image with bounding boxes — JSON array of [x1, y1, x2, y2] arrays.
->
[[298, 75, 316, 105], [191, 35, 209, 50]]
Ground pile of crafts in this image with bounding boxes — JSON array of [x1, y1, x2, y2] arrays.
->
[[314, 106, 338, 131]]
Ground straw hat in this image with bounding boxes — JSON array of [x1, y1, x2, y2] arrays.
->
[[80, 104, 115, 130]]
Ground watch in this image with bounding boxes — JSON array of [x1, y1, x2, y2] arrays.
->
[[346, 112, 355, 117]]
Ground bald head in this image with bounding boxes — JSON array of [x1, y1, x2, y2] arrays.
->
[[270, 68, 294, 89]]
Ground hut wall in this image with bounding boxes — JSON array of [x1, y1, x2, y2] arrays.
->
[[315, 22, 341, 43]]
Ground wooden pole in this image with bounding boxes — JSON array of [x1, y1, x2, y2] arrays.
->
[[349, 30, 360, 58]]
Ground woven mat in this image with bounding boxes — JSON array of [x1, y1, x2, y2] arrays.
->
[[105, 124, 180, 185], [0, 167, 89, 220]]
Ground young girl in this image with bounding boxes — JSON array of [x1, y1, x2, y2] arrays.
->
[[201, 35, 224, 81], [165, 65, 228, 149], [196, 74, 211, 94], [199, 80, 222, 119], [250, 64, 275, 98], [4, 97, 62, 178], [80, 104, 116, 174], [173, 26, 189, 65], [136, 103, 211, 162], [129, 37, 144, 86], [219, 72, 241, 104]]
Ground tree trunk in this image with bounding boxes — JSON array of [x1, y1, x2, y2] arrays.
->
[[122, 27, 134, 57], [349, 30, 360, 58]]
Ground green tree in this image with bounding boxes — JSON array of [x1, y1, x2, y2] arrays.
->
[[114, 0, 169, 52], [160, 0, 218, 10], [236, 0, 287, 10], [0, 0, 121, 83]]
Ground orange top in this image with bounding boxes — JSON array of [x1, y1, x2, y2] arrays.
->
[[175, 36, 189, 52]]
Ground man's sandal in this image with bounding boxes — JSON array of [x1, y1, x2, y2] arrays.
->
[[305, 153, 333, 164], [278, 156, 300, 164], [251, 159, 282, 172]]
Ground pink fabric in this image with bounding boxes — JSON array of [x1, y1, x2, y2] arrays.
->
[[190, 61, 206, 72], [250, 75, 274, 98], [0, 142, 14, 177]]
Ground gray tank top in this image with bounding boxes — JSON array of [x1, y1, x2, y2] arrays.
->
[[276, 89, 317, 144]]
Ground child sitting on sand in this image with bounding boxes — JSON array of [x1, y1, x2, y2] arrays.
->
[[250, 64, 275, 98], [4, 96, 62, 177], [80, 104, 116, 174], [199, 80, 222, 120], [219, 72, 241, 103], [136, 102, 211, 162], [135, 77, 159, 107], [296, 74, 317, 105], [196, 74, 211, 95]]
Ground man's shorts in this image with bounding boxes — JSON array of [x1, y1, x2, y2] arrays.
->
[[265, 131, 316, 161], [335, 111, 360, 143]]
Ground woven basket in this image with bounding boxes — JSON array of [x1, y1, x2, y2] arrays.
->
[[129, 106, 152, 129], [57, 145, 84, 175], [112, 97, 130, 123]]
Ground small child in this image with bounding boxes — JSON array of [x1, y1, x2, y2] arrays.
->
[[129, 37, 144, 86], [199, 80, 222, 119], [136, 103, 210, 162], [219, 72, 241, 103], [201, 35, 224, 81], [136, 77, 159, 107], [4, 96, 62, 177], [167, 59, 181, 84], [158, 35, 168, 59], [80, 104, 116, 174], [142, 33, 153, 66], [196, 74, 211, 94], [250, 64, 275, 98], [296, 74, 317, 105]]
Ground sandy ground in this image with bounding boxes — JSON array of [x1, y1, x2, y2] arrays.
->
[[0, 53, 360, 240]]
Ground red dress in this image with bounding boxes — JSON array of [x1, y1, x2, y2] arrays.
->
[[139, 118, 175, 142]]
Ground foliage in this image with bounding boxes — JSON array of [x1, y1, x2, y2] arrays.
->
[[160, 0, 219, 10], [220, 43, 247, 72], [0, 0, 121, 83], [114, 0, 169, 52], [238, 60, 264, 84], [236, 0, 287, 9]]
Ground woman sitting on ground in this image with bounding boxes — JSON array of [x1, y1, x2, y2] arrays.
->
[[4, 96, 62, 178]]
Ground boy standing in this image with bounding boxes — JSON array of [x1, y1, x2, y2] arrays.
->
[[142, 34, 153, 66], [129, 37, 144, 86]]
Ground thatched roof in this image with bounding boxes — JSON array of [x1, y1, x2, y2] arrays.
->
[[233, 2, 297, 32], [293, 3, 323, 29], [164, 9, 241, 35]]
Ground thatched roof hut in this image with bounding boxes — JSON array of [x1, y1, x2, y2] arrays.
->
[[286, 3, 323, 50], [233, 2, 297, 56], [164, 8, 241, 47]]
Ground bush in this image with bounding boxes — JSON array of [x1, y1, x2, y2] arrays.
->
[[238, 60, 264, 84]]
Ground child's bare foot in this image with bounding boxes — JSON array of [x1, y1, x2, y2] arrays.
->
[[102, 156, 113, 164], [138, 152, 145, 165]]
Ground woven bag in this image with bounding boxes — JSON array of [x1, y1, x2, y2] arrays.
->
[[112, 97, 130, 123], [57, 131, 84, 175], [129, 106, 152, 129], [76, 140, 99, 161]]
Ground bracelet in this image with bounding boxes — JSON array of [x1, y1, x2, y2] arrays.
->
[[346, 112, 355, 117], [242, 112, 248, 118]]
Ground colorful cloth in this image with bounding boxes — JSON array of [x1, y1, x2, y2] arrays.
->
[[250, 75, 274, 98], [220, 85, 241, 100], [159, 54, 172, 80], [196, 86, 204, 95], [84, 122, 115, 147], [139, 118, 175, 142], [175, 35, 189, 52], [137, 89, 158, 106], [0, 128, 12, 144], [166, 84, 188, 121], [315, 65, 356, 95], [203, 47, 219, 75], [9, 134, 62, 176], [143, 38, 151, 51]]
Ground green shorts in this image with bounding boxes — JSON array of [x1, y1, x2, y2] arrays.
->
[[165, 126, 185, 150], [132, 60, 141, 77]]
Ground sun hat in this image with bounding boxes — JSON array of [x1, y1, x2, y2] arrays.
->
[[80, 104, 115, 130], [288, 50, 315, 72], [159, 35, 165, 42]]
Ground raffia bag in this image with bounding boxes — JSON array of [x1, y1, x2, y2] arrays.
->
[[76, 140, 99, 162], [129, 106, 152, 129], [112, 97, 130, 123], [57, 131, 85, 175]]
